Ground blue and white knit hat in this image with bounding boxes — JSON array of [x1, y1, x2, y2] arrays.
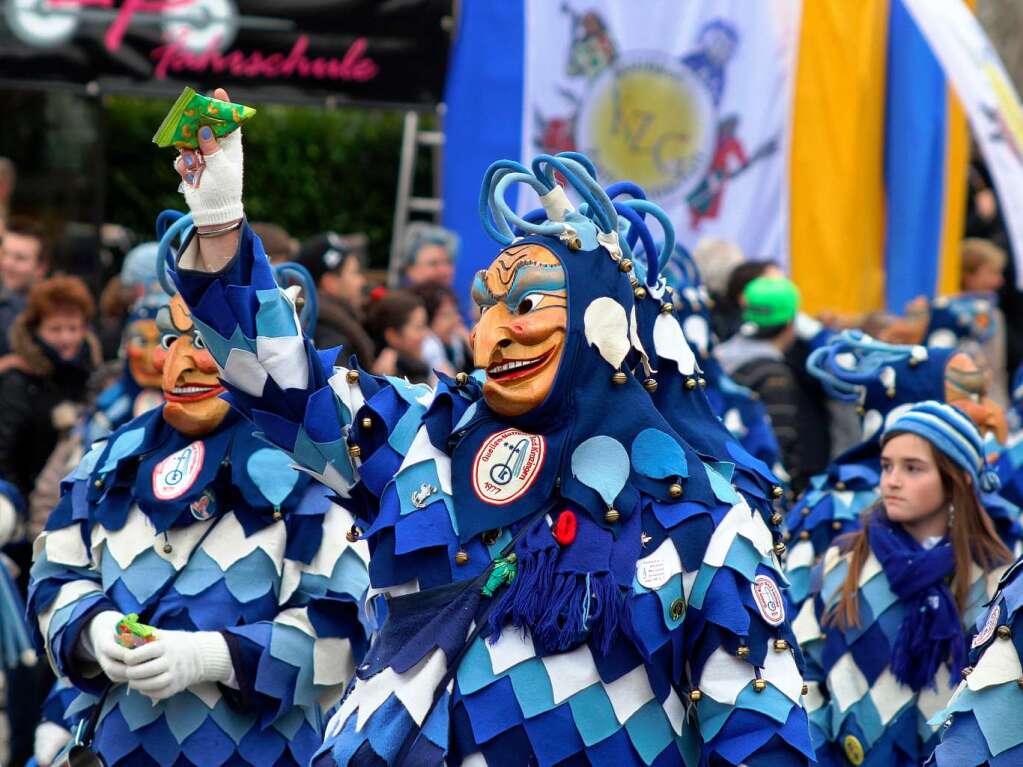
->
[[883, 400, 1000, 494]]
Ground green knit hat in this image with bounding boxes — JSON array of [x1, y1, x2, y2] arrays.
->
[[742, 276, 799, 328]]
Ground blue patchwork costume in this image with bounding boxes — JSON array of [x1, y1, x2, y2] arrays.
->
[[661, 243, 783, 478], [931, 557, 1023, 766], [784, 331, 1021, 607], [169, 154, 813, 766], [26, 251, 371, 766]]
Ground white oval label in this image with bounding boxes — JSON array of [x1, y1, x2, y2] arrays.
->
[[152, 441, 206, 501], [751, 574, 786, 626], [972, 604, 1001, 649], [472, 429, 546, 506]]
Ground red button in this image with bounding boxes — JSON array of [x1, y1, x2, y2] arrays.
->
[[552, 510, 577, 545]]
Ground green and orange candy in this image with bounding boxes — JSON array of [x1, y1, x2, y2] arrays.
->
[[115, 613, 158, 649]]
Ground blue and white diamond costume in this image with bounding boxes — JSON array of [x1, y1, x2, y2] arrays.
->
[[26, 251, 371, 767], [931, 556, 1023, 766], [168, 151, 813, 766]]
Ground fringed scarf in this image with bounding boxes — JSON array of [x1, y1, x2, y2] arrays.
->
[[867, 512, 966, 691]]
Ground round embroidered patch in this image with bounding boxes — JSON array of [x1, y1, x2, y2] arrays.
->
[[152, 441, 206, 501], [190, 489, 216, 521], [972, 604, 1001, 649], [751, 574, 786, 626], [843, 734, 864, 765], [472, 429, 546, 505]]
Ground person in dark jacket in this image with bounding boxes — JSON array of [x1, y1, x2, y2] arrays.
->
[[715, 276, 807, 493], [0, 216, 50, 356], [296, 231, 375, 366]]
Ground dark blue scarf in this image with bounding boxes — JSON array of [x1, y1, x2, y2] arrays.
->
[[867, 511, 965, 691]]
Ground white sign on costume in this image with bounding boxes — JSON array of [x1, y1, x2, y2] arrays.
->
[[520, 0, 801, 269], [901, 0, 1023, 289]]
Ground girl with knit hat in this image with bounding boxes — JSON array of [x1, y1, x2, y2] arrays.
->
[[795, 400, 1012, 767]]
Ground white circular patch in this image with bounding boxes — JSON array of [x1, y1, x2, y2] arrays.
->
[[751, 574, 786, 626], [152, 441, 206, 501], [472, 429, 546, 506], [972, 604, 1001, 649]]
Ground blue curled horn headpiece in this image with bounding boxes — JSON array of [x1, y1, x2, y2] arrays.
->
[[157, 209, 317, 334], [479, 152, 674, 288], [806, 329, 949, 410]]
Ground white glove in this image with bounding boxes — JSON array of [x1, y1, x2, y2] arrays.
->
[[124, 629, 234, 701], [34, 721, 72, 767], [79, 610, 129, 684], [179, 127, 244, 227]]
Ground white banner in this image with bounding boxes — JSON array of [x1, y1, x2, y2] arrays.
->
[[521, 0, 801, 267], [902, 0, 1023, 288]]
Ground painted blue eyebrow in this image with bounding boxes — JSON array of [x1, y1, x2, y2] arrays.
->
[[472, 263, 566, 311]]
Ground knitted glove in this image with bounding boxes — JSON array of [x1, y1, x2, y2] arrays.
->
[[79, 610, 129, 683], [179, 127, 244, 227], [34, 721, 72, 767], [123, 628, 234, 701]]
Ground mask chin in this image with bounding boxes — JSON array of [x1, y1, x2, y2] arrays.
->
[[162, 397, 230, 437]]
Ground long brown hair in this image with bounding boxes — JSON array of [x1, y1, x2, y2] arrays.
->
[[826, 432, 1011, 630]]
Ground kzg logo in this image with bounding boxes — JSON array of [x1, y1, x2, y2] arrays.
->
[[472, 428, 546, 506]]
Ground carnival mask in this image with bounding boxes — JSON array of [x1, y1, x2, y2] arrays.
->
[[124, 318, 163, 389], [153, 294, 229, 436], [944, 351, 1008, 443], [471, 244, 568, 417]]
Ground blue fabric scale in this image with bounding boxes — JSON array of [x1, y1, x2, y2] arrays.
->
[[169, 153, 813, 767]]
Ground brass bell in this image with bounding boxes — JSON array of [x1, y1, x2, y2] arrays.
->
[[1017, 676, 1023, 689], [997, 625, 1012, 640], [801, 506, 811, 517], [93, 478, 104, 489], [660, 303, 673, 314], [605, 508, 620, 523], [348, 444, 362, 459], [634, 287, 647, 301], [770, 512, 782, 526], [799, 530, 810, 540], [685, 378, 697, 391], [163, 543, 173, 554], [782, 531, 791, 541], [346, 370, 359, 384], [689, 689, 702, 702], [611, 370, 627, 385], [568, 236, 582, 251], [668, 483, 683, 499], [835, 481, 847, 491], [643, 378, 658, 393], [619, 258, 633, 273], [801, 683, 809, 696], [772, 485, 784, 499], [831, 520, 842, 531], [346, 525, 361, 543], [736, 646, 750, 659], [886, 387, 896, 399], [752, 679, 767, 693], [773, 541, 787, 557], [360, 417, 372, 429], [455, 550, 469, 565], [455, 371, 470, 386], [773, 639, 789, 651], [272, 509, 283, 522], [962, 666, 974, 679], [698, 377, 707, 388]]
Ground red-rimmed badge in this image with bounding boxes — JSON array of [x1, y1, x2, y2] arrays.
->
[[751, 574, 786, 626], [471, 429, 545, 506], [152, 441, 206, 501]]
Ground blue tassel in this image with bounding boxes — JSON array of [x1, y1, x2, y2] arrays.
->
[[487, 522, 629, 655]]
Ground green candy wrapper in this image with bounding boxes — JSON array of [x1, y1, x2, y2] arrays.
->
[[152, 86, 256, 150]]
